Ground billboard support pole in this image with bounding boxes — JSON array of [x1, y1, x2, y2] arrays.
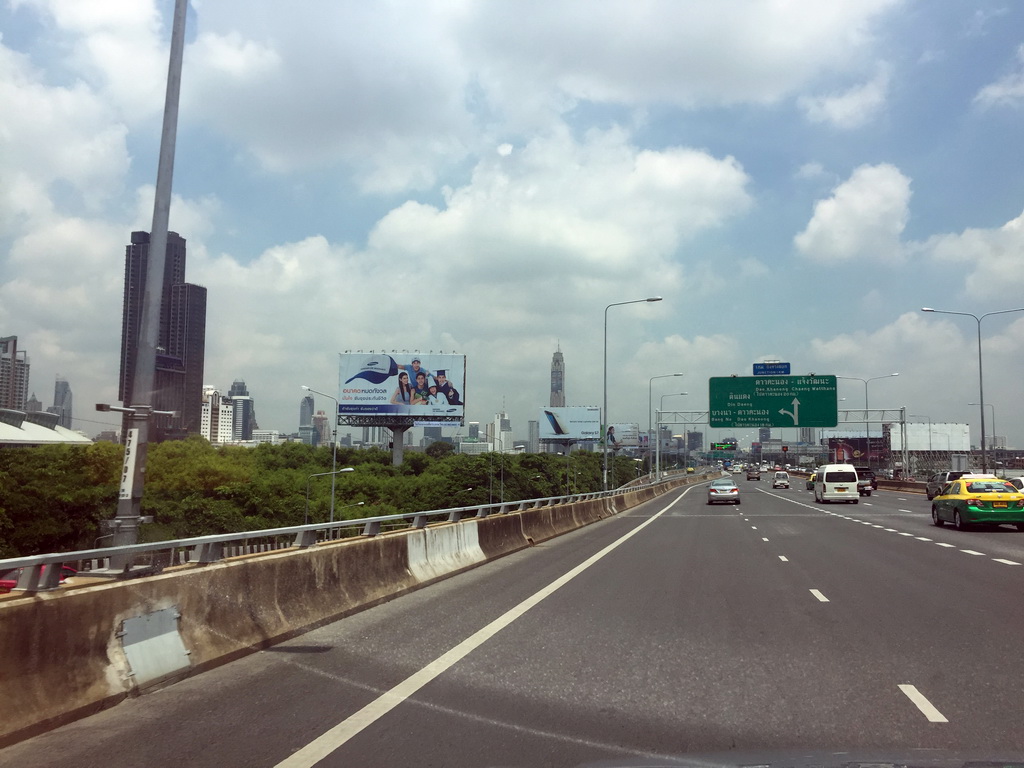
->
[[391, 426, 407, 466]]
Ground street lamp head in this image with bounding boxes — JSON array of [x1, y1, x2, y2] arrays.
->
[[921, 307, 934, 312], [301, 385, 311, 391], [890, 372, 899, 377], [646, 296, 663, 302]]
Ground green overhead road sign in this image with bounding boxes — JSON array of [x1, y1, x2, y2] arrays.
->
[[709, 375, 838, 428]]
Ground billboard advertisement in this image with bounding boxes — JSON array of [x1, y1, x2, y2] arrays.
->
[[338, 353, 465, 418], [539, 407, 601, 441], [606, 422, 640, 449]]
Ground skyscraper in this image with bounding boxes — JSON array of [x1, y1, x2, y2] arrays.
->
[[49, 376, 73, 429], [200, 386, 234, 444], [0, 336, 29, 410], [229, 379, 256, 441], [299, 395, 314, 429], [118, 231, 207, 440], [550, 345, 565, 407]]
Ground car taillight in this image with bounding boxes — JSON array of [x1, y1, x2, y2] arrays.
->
[[965, 498, 982, 507]]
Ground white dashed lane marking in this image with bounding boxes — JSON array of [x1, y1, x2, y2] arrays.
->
[[898, 684, 948, 723]]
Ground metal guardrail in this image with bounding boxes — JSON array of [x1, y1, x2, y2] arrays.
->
[[0, 483, 659, 594]]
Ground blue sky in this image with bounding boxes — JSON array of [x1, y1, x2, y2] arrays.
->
[[2, 0, 1024, 449]]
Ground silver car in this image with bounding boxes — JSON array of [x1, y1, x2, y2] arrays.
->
[[707, 477, 740, 505]]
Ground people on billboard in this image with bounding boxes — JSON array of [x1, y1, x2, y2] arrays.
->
[[410, 371, 431, 405], [397, 358, 431, 385], [427, 385, 446, 406], [434, 369, 462, 405], [390, 371, 412, 405], [607, 425, 621, 450]]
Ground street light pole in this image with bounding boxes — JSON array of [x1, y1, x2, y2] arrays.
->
[[837, 373, 898, 465], [923, 306, 1024, 473], [648, 373, 684, 452], [660, 392, 688, 473], [302, 385, 340, 521], [604, 296, 662, 490], [305, 467, 355, 524]]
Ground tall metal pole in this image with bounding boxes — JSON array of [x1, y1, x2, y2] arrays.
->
[[113, 0, 188, 558], [923, 307, 1024, 474], [603, 297, 661, 490], [649, 373, 683, 473]]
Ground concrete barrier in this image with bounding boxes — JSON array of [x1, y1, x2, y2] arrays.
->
[[0, 473, 711, 748], [406, 521, 486, 583]]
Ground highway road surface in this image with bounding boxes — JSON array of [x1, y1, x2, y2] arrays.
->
[[5, 476, 1024, 767]]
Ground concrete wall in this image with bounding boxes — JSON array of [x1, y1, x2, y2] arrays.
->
[[0, 474, 706, 747]]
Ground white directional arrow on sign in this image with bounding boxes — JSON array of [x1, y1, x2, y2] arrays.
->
[[778, 397, 800, 425]]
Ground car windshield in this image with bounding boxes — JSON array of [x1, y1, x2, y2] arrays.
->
[[965, 481, 1016, 493], [711, 479, 734, 486]]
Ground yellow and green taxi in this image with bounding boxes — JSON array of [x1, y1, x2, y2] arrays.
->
[[931, 474, 1024, 531], [805, 472, 817, 490]]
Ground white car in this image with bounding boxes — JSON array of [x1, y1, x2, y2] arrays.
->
[[772, 471, 790, 489]]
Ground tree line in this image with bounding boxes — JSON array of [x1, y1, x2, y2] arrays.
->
[[0, 438, 645, 557]]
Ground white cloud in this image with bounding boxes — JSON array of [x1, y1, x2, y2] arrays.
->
[[806, 312, 1024, 449], [189, 128, 751, 426], [12, 0, 166, 118], [975, 44, 1024, 108], [913, 208, 1024, 300], [794, 163, 911, 262], [0, 42, 130, 235], [799, 67, 890, 129]]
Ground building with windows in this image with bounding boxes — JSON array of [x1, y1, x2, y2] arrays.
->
[[200, 386, 235, 444], [48, 376, 73, 429], [228, 379, 256, 441], [550, 345, 565, 407], [118, 231, 206, 441], [0, 336, 29, 410]]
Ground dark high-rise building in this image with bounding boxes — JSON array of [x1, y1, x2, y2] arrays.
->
[[550, 345, 565, 407], [758, 427, 772, 443], [229, 379, 256, 441], [118, 231, 206, 441], [300, 395, 314, 429], [48, 376, 73, 429]]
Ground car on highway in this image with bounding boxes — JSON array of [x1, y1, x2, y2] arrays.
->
[[0, 564, 77, 593], [805, 471, 817, 490], [746, 467, 760, 480], [853, 466, 877, 496], [771, 471, 790, 489], [926, 470, 968, 500], [931, 475, 1024, 530], [707, 477, 740, 505], [814, 463, 859, 504]]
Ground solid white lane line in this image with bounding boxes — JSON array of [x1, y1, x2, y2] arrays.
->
[[936, 543, 956, 548], [915, 537, 932, 541], [273, 482, 690, 767], [898, 684, 948, 723], [993, 558, 1021, 565], [961, 549, 986, 556], [779, 556, 788, 562], [809, 589, 829, 602]]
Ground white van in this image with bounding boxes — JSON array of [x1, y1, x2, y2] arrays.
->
[[814, 463, 859, 504]]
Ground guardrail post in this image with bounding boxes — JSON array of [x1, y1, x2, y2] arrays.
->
[[362, 520, 381, 536], [292, 531, 317, 548], [448, 509, 463, 523], [193, 542, 224, 563], [412, 514, 428, 529], [475, 506, 489, 519]]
